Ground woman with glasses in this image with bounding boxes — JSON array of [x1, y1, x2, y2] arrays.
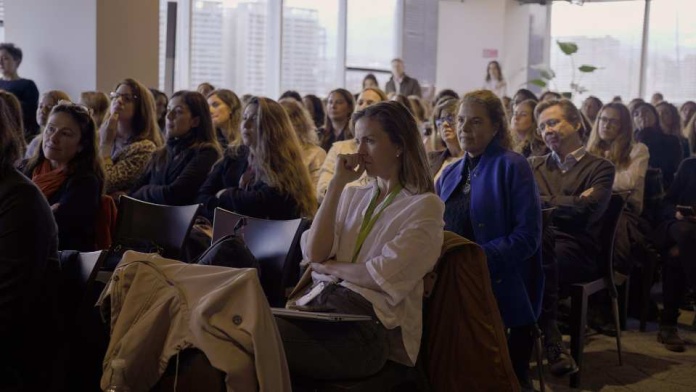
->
[[130, 91, 221, 206], [23, 101, 104, 251], [428, 98, 463, 182], [436, 90, 543, 389], [99, 78, 163, 196], [511, 99, 548, 158]]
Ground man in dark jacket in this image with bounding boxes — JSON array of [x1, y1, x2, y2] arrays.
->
[[385, 58, 422, 98], [529, 99, 615, 378]]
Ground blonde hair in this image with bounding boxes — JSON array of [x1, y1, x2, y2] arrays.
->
[[279, 98, 319, 146], [352, 101, 434, 194], [248, 97, 318, 218], [587, 103, 634, 170], [80, 91, 110, 128]]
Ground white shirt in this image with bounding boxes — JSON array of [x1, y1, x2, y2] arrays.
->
[[301, 144, 327, 190], [613, 143, 650, 214], [301, 183, 445, 365], [482, 79, 507, 98]]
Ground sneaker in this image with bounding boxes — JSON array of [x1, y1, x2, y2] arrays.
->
[[546, 342, 579, 377], [657, 326, 686, 352]]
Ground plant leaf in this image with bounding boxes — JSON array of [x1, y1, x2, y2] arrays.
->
[[529, 79, 547, 88], [557, 41, 578, 55], [578, 65, 598, 73], [540, 69, 555, 80]]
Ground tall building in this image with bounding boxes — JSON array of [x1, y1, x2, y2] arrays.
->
[[281, 7, 327, 95], [191, 0, 225, 89]]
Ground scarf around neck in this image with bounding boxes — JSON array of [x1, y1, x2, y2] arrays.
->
[[32, 159, 68, 199]]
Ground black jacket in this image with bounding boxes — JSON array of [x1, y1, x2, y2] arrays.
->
[[218, 180, 302, 220], [385, 74, 422, 97], [197, 146, 250, 220], [0, 167, 60, 390], [48, 172, 101, 251], [130, 137, 220, 206], [635, 127, 683, 189]]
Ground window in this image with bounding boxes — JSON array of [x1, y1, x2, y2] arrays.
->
[[645, 0, 696, 104], [550, 1, 645, 103], [280, 0, 339, 97]]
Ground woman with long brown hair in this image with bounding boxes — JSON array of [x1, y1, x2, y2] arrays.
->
[[207, 88, 242, 150], [203, 97, 317, 220], [511, 99, 548, 158], [130, 91, 220, 205], [99, 78, 163, 196], [279, 98, 326, 187], [320, 88, 354, 151]]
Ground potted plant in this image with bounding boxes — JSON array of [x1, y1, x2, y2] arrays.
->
[[529, 40, 600, 99]]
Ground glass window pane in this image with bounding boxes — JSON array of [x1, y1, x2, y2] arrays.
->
[[281, 0, 339, 97], [346, 0, 399, 71], [550, 1, 645, 103], [189, 0, 270, 95], [645, 0, 696, 104]]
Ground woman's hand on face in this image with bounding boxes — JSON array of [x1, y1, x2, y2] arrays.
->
[[333, 153, 365, 187], [99, 111, 119, 146]]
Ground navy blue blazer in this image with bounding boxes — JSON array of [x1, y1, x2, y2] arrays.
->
[[436, 142, 544, 327]]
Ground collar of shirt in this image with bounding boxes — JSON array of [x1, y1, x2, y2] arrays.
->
[[552, 146, 586, 173]]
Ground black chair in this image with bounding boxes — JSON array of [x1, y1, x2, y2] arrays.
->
[[110, 196, 201, 264], [568, 193, 628, 388], [212, 208, 309, 307]]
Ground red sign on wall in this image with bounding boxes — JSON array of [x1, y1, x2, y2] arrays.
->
[[482, 49, 499, 59]]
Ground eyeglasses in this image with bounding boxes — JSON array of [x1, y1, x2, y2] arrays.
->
[[537, 118, 562, 133], [598, 117, 620, 127], [435, 115, 455, 128], [109, 92, 139, 103]]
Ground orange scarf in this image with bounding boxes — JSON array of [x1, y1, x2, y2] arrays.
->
[[32, 160, 68, 199]]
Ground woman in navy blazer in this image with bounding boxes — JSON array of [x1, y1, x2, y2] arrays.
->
[[436, 89, 543, 389]]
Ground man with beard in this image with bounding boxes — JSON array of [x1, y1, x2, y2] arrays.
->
[[528, 99, 615, 377]]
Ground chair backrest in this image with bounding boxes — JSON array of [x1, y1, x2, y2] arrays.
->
[[599, 193, 629, 283], [212, 208, 309, 306], [114, 196, 200, 260], [58, 250, 106, 320]]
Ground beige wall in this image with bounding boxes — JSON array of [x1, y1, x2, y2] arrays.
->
[[5, 0, 159, 100], [96, 0, 159, 93]]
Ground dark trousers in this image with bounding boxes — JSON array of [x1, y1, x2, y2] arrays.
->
[[508, 325, 534, 385], [661, 221, 696, 325], [276, 284, 389, 380]]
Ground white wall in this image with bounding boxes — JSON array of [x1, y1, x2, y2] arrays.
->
[[436, 0, 538, 97], [5, 0, 97, 101], [5, 0, 159, 100]]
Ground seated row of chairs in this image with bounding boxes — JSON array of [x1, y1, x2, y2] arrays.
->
[[60, 192, 635, 390]]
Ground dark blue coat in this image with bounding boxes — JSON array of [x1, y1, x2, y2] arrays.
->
[[436, 142, 543, 327]]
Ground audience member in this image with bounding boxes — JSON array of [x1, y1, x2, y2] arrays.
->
[[302, 94, 325, 131], [587, 102, 649, 276], [656, 157, 696, 352], [511, 99, 548, 158], [679, 101, 696, 131], [428, 98, 462, 181], [278, 101, 443, 379], [0, 97, 60, 391], [316, 88, 386, 202], [362, 73, 379, 90], [320, 88, 354, 151], [80, 91, 110, 129], [149, 88, 168, 133], [656, 101, 690, 159], [628, 98, 645, 114], [207, 88, 242, 150], [0, 90, 27, 160], [482, 60, 507, 98], [436, 90, 542, 389], [196, 82, 215, 97], [650, 92, 663, 106], [279, 98, 326, 187], [130, 91, 221, 206], [581, 96, 603, 124], [513, 88, 538, 107], [202, 97, 316, 220], [27, 90, 71, 158], [0, 43, 39, 140], [632, 102, 682, 189], [433, 89, 458, 106], [685, 114, 696, 157], [99, 78, 162, 196], [23, 102, 104, 251], [530, 98, 615, 377], [539, 91, 561, 102], [279, 90, 302, 103], [391, 94, 415, 117], [385, 58, 422, 97]]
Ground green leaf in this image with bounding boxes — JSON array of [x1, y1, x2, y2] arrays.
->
[[578, 65, 598, 73], [557, 41, 578, 55], [540, 69, 555, 80], [561, 92, 573, 99], [529, 79, 547, 88]]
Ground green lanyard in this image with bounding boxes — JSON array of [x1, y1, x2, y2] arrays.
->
[[350, 184, 403, 264]]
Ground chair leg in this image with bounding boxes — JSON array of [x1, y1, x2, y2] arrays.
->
[[569, 285, 588, 389], [533, 325, 545, 392], [611, 297, 624, 366], [618, 278, 629, 331], [640, 255, 658, 332]]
